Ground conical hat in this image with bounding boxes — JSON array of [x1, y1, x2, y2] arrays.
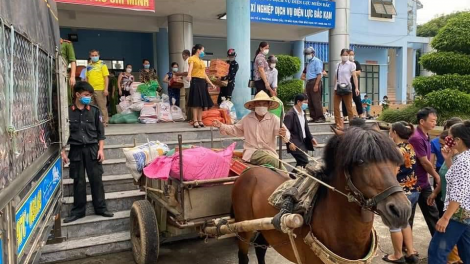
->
[[244, 91, 280, 111]]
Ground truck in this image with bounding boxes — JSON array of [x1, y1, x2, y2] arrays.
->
[[0, 0, 69, 263]]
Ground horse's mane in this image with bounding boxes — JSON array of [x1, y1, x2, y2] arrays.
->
[[321, 125, 403, 182]]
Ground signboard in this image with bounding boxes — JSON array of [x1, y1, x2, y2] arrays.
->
[[0, 238, 3, 264], [55, 0, 155, 12], [15, 158, 62, 255], [250, 0, 335, 28]]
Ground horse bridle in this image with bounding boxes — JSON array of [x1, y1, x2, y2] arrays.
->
[[344, 169, 404, 214]]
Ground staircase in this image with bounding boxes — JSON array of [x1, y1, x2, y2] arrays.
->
[[40, 122, 342, 263]]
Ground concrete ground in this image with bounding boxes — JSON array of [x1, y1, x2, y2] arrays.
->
[[58, 208, 431, 264]]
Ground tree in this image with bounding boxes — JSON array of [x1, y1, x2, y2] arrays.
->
[[417, 11, 467, 37]]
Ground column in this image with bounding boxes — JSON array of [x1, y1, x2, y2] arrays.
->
[[168, 14, 193, 112], [292, 40, 305, 79], [156, 28, 169, 94], [328, 0, 350, 112], [227, 0, 251, 118], [396, 46, 407, 104]]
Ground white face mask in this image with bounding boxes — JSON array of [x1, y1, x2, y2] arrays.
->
[[263, 49, 269, 55], [306, 55, 313, 60], [255, 106, 268, 116], [270, 63, 276, 69], [341, 56, 349, 62], [349, 55, 355, 62], [126, 68, 132, 73]]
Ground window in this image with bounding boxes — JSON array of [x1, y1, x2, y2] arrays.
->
[[72, 59, 125, 70], [371, 0, 397, 20]]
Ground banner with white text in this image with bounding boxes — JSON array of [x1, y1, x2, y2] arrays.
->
[[55, 0, 155, 12]]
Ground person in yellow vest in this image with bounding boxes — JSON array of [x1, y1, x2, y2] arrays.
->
[[86, 49, 109, 125]]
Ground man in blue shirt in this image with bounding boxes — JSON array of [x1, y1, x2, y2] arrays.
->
[[301, 47, 325, 123]]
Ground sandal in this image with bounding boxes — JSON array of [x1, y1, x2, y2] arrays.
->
[[382, 254, 405, 263], [198, 121, 205, 128], [193, 123, 200, 129]]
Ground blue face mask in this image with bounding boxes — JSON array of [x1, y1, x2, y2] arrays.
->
[[301, 103, 308, 111], [80, 96, 92, 105], [144, 64, 150, 69], [91, 56, 99, 63], [199, 51, 205, 58]]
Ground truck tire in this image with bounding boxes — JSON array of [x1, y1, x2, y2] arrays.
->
[[130, 200, 159, 264]]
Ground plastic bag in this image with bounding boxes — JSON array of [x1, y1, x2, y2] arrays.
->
[[158, 102, 173, 122], [140, 103, 157, 118], [130, 82, 142, 95], [137, 80, 159, 97], [123, 141, 170, 181], [269, 96, 284, 118], [119, 100, 130, 113], [131, 92, 142, 103], [219, 98, 237, 123], [170, 98, 185, 122], [129, 101, 144, 112], [110, 112, 140, 124]]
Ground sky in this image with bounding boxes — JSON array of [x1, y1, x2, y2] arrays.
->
[[417, 0, 470, 24]]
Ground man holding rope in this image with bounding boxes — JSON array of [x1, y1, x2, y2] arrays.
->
[[212, 91, 290, 171]]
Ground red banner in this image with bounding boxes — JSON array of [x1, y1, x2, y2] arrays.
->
[[55, 0, 155, 12]]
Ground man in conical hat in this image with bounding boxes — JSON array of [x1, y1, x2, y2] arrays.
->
[[212, 91, 290, 171]]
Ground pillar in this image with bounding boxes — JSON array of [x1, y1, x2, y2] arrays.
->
[[328, 0, 350, 112], [156, 28, 169, 94], [168, 14, 193, 112], [227, 0, 251, 118], [292, 40, 305, 79], [396, 46, 407, 104]]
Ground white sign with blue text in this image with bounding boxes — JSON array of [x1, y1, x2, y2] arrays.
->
[[250, 0, 336, 28]]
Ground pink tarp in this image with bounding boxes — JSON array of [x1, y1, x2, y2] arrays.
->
[[143, 143, 236, 181]]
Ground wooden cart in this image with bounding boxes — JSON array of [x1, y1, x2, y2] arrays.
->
[[130, 134, 302, 264]]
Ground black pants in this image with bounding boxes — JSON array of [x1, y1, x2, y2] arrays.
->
[[342, 89, 363, 117], [433, 169, 445, 217], [217, 81, 235, 105], [254, 80, 272, 97], [291, 151, 309, 168], [69, 144, 107, 217], [409, 185, 440, 236]]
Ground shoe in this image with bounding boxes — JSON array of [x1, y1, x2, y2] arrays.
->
[[193, 124, 200, 128], [97, 211, 114, 218], [404, 254, 419, 264], [382, 255, 405, 263], [63, 215, 85, 223], [314, 119, 326, 123], [198, 121, 205, 128]]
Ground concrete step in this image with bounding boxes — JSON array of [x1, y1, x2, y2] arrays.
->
[[63, 159, 128, 178], [61, 189, 144, 217], [62, 174, 138, 196], [40, 231, 130, 263], [103, 123, 337, 145], [61, 210, 130, 240]]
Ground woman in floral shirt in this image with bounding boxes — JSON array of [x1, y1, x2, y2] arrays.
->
[[383, 121, 419, 263], [428, 121, 470, 263]]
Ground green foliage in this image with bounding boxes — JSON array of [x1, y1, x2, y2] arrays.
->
[[418, 89, 470, 114], [277, 79, 304, 105], [379, 105, 420, 124], [432, 12, 470, 55], [277, 55, 301, 81], [412, 74, 470, 96], [420, 52, 470, 75], [417, 11, 466, 37]]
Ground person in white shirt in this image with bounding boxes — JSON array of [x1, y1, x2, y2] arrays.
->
[[175, 50, 191, 119], [283, 94, 318, 168], [267, 55, 278, 92]]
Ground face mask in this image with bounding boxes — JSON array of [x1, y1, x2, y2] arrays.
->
[[445, 136, 457, 148], [172, 67, 179, 72], [341, 56, 349, 62], [199, 51, 205, 58], [349, 56, 355, 61], [126, 68, 132, 73], [144, 64, 150, 69], [301, 103, 308, 111], [91, 56, 99, 63], [80, 96, 92, 105], [270, 63, 276, 69], [263, 49, 269, 55], [306, 55, 313, 60], [255, 106, 268, 116]]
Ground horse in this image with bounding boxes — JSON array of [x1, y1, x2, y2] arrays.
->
[[232, 126, 411, 264]]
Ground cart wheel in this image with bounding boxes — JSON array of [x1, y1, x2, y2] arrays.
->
[[130, 200, 159, 264]]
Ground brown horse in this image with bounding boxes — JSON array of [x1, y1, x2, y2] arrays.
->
[[232, 126, 411, 264]]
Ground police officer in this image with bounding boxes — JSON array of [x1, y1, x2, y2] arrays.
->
[[61, 81, 113, 223], [217, 48, 239, 105]]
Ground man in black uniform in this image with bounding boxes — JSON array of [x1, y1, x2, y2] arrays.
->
[[61, 81, 114, 223], [217, 48, 239, 105]]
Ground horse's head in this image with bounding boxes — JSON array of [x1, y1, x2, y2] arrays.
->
[[322, 125, 411, 230]]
